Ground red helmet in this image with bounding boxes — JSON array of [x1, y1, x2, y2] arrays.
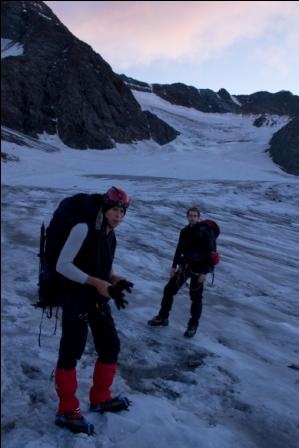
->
[[103, 186, 129, 210]]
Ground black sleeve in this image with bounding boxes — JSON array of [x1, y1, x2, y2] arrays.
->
[[172, 230, 184, 268]]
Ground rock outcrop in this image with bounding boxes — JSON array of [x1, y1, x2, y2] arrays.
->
[[268, 118, 299, 175], [1, 1, 178, 149]]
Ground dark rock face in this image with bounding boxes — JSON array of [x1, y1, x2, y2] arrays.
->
[[144, 111, 180, 145], [151, 83, 240, 113], [253, 114, 282, 128], [268, 118, 299, 175], [152, 84, 299, 117], [122, 75, 299, 119], [1, 1, 178, 149], [119, 74, 152, 93], [253, 114, 269, 128], [236, 91, 299, 116]]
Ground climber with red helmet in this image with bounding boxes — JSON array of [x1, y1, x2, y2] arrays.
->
[[48, 187, 133, 435]]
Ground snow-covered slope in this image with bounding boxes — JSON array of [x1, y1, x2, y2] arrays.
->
[[2, 94, 299, 448], [2, 91, 294, 186]]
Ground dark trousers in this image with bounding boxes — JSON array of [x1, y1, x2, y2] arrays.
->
[[57, 301, 120, 370], [158, 270, 203, 326]]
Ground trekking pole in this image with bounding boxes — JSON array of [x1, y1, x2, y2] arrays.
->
[[209, 270, 215, 286]]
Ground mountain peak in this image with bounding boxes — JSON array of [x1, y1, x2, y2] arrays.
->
[[1, 1, 178, 149]]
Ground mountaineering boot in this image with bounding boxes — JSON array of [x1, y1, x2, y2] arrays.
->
[[89, 361, 116, 407], [184, 324, 197, 338], [90, 395, 132, 413], [54, 368, 94, 435], [147, 315, 169, 326], [89, 362, 131, 413], [55, 409, 94, 435]]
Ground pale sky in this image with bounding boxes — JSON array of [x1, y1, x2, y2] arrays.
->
[[45, 1, 299, 95]]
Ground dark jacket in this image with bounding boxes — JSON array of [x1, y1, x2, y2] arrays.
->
[[73, 220, 116, 281], [45, 193, 116, 313], [63, 219, 116, 314], [172, 222, 216, 274]]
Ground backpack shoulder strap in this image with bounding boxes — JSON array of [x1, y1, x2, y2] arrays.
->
[[200, 219, 220, 238]]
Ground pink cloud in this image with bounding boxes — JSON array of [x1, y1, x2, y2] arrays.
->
[[46, 1, 299, 69]]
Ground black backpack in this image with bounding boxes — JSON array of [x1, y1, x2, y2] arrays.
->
[[35, 193, 103, 317], [200, 219, 221, 281]]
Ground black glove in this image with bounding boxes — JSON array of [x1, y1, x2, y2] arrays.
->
[[114, 279, 134, 293], [108, 280, 134, 310]]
